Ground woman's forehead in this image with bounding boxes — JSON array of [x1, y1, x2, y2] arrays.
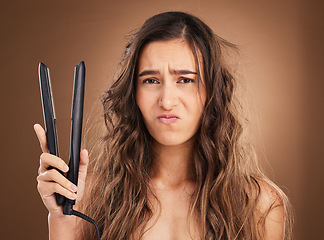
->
[[137, 39, 203, 73]]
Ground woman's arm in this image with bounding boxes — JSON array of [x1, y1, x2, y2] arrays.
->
[[48, 213, 77, 239], [34, 124, 89, 240]]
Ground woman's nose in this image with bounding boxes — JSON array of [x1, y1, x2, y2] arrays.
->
[[158, 83, 179, 110]]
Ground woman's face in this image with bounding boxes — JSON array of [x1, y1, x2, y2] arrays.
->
[[136, 39, 206, 147]]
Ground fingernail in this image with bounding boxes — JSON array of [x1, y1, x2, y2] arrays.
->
[[63, 165, 69, 172], [71, 193, 77, 199], [71, 184, 77, 192]]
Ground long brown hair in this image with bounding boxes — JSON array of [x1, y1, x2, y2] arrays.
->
[[80, 12, 293, 239]]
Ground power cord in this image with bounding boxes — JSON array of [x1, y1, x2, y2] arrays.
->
[[64, 203, 101, 240]]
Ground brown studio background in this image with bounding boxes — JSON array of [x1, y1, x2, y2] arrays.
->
[[0, 0, 323, 239]]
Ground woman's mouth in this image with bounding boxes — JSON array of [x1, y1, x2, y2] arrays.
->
[[157, 114, 180, 124]]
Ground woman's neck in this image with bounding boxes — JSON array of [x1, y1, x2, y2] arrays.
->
[[150, 138, 195, 189]]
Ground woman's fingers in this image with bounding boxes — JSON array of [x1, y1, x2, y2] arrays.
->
[[37, 150, 89, 202], [36, 166, 78, 213], [78, 149, 89, 181], [75, 149, 89, 201], [38, 153, 69, 174], [37, 179, 77, 201], [37, 169, 78, 194], [34, 123, 89, 215], [34, 123, 89, 207], [34, 123, 49, 153]]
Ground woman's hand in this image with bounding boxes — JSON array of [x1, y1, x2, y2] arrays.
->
[[34, 123, 89, 217]]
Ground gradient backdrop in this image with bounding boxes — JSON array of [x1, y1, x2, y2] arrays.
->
[[1, 0, 323, 239]]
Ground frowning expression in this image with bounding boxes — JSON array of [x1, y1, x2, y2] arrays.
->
[[136, 39, 206, 146]]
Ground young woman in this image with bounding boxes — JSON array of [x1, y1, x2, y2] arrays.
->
[[35, 12, 293, 239]]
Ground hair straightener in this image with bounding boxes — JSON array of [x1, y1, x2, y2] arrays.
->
[[38, 62, 100, 239]]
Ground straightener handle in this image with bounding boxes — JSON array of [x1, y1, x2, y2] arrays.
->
[[64, 61, 86, 212], [38, 62, 65, 205]]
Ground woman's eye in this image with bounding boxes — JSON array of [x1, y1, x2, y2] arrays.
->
[[142, 79, 159, 84], [178, 78, 194, 83]]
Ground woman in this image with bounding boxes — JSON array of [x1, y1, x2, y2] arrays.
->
[[35, 12, 293, 239]]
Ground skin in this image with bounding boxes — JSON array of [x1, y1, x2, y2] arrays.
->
[[35, 39, 285, 240], [34, 123, 89, 239], [135, 39, 206, 239]]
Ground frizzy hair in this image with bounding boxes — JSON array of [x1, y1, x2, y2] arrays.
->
[[79, 12, 293, 239]]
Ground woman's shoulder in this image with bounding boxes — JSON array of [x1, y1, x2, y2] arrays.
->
[[252, 177, 287, 239], [254, 178, 284, 212]]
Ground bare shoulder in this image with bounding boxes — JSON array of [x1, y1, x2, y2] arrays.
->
[[253, 178, 286, 240]]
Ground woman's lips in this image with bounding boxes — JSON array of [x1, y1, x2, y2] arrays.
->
[[157, 114, 180, 124]]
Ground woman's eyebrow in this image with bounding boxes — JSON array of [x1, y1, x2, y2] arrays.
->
[[138, 69, 197, 77], [171, 69, 197, 75], [138, 70, 159, 77]]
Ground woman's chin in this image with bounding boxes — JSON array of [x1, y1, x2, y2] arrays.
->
[[152, 135, 195, 148]]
